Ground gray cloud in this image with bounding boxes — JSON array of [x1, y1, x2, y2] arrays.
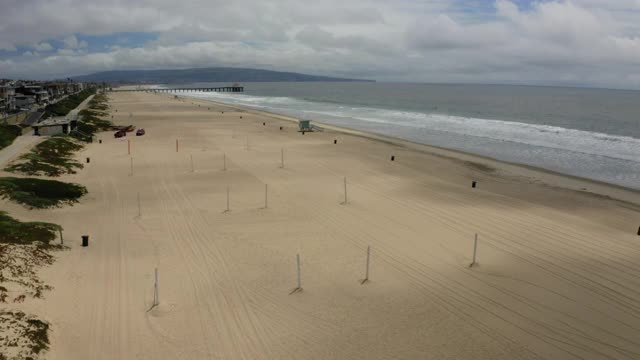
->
[[1, 0, 640, 89], [32, 42, 53, 51], [62, 35, 88, 49]]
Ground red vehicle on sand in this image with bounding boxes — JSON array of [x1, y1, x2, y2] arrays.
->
[[136, 128, 145, 136], [114, 130, 126, 138]]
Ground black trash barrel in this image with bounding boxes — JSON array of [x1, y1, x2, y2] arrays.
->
[[391, 155, 395, 161], [86, 157, 90, 163], [263, 122, 266, 126], [280, 126, 283, 130], [82, 235, 89, 247], [472, 181, 477, 188], [334, 140, 337, 144], [637, 226, 640, 236]]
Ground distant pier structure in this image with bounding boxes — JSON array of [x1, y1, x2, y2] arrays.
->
[[111, 86, 244, 93]]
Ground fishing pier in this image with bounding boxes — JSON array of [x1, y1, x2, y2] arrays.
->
[[111, 86, 244, 93]]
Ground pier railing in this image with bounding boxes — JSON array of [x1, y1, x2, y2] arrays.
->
[[110, 87, 243, 93]]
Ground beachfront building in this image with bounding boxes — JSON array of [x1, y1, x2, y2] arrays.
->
[[0, 85, 16, 116], [32, 111, 78, 136], [65, 82, 83, 94], [35, 89, 49, 104], [1, 80, 95, 117], [15, 85, 51, 105], [44, 82, 68, 102], [13, 94, 36, 109]]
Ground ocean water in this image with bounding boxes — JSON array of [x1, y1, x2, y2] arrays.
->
[[165, 82, 640, 190]]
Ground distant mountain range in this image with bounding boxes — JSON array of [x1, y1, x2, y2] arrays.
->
[[71, 67, 372, 84]]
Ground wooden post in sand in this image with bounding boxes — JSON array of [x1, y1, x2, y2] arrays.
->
[[343, 177, 348, 204], [176, 139, 179, 152], [361, 245, 371, 284], [153, 268, 159, 307], [296, 254, 302, 290], [130, 157, 134, 176], [128, 139, 131, 155], [225, 186, 230, 212], [59, 229, 64, 245], [137, 192, 141, 217], [190, 154, 194, 173], [280, 148, 284, 168], [264, 184, 268, 209], [470, 233, 478, 267]]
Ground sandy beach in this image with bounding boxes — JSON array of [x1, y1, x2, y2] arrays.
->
[[5, 90, 640, 359]]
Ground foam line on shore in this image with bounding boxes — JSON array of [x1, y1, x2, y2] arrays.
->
[[167, 91, 640, 206]]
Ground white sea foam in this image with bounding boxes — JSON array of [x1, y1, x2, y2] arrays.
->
[[172, 89, 640, 188], [183, 90, 640, 163]]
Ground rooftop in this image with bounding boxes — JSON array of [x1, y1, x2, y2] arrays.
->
[[33, 116, 74, 127]]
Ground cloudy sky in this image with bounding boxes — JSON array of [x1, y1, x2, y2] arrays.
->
[[1, 0, 640, 89]]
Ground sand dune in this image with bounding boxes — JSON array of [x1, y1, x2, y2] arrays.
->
[[5, 90, 640, 359]]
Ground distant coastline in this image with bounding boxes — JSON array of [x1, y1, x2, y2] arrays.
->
[[71, 67, 374, 84]]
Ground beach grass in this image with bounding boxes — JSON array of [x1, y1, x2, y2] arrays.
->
[[0, 177, 87, 209], [0, 211, 61, 246], [5, 136, 84, 176], [0, 124, 21, 150], [0, 311, 50, 356], [24, 316, 51, 354], [87, 93, 109, 111], [44, 89, 95, 118], [77, 109, 112, 130], [73, 93, 113, 141]]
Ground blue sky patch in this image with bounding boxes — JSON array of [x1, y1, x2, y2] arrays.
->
[[77, 32, 159, 52], [0, 32, 159, 57]]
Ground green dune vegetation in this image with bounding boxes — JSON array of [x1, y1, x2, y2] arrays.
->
[[0, 90, 106, 360], [0, 311, 50, 358], [0, 177, 87, 209], [5, 136, 85, 176], [75, 93, 113, 141], [0, 124, 21, 150], [43, 88, 95, 118], [0, 211, 61, 246], [86, 93, 108, 111], [0, 212, 60, 357]]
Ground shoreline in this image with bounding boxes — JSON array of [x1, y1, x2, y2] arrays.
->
[[172, 93, 640, 207]]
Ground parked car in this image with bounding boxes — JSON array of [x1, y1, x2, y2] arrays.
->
[[114, 130, 126, 138], [136, 128, 145, 136]]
